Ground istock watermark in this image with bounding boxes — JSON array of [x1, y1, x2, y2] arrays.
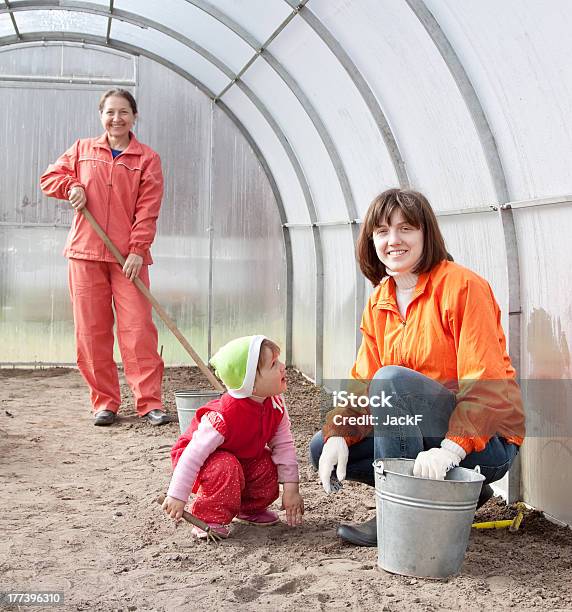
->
[[324, 386, 425, 431], [332, 390, 394, 409], [317, 377, 566, 439]]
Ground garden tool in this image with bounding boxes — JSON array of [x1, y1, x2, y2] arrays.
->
[[80, 207, 224, 393], [472, 502, 526, 531], [155, 494, 222, 544]]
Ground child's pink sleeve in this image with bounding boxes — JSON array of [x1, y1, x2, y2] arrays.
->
[[268, 406, 299, 483], [166, 413, 225, 502]]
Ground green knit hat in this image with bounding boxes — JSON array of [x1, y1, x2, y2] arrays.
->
[[209, 335, 266, 398]]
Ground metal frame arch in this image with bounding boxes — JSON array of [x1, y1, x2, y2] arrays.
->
[[184, 0, 401, 206], [182, 0, 261, 49], [283, 0, 411, 353], [215, 99, 295, 367], [403, 0, 521, 370], [0, 32, 302, 369], [1, 1, 237, 80], [405, 0, 522, 502], [183, 1, 362, 365], [234, 79, 325, 382], [2, 0, 22, 38], [253, 47, 363, 364], [0, 32, 217, 98], [284, 0, 410, 190], [180, 0, 373, 361], [187, 1, 365, 363], [0, 37, 133, 59]]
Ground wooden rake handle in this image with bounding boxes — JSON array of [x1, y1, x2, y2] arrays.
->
[[80, 207, 224, 392]]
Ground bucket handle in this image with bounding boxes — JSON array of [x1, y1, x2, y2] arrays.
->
[[374, 460, 482, 481], [373, 460, 386, 480]]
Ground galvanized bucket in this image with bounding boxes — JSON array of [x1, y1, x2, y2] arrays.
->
[[174, 390, 222, 434], [373, 458, 485, 579]]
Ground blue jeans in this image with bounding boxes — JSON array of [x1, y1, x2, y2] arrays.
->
[[309, 366, 519, 487]]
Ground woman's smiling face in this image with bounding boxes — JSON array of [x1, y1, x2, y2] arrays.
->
[[100, 95, 136, 142], [372, 208, 424, 273]]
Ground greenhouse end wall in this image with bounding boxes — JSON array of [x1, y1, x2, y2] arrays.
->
[[0, 46, 286, 365]]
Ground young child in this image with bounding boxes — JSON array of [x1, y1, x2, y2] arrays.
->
[[162, 335, 304, 538]]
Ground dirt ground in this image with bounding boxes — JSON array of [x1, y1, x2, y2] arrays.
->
[[1, 366, 571, 611]]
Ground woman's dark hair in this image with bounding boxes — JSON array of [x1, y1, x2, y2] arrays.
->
[[356, 188, 448, 286], [98, 89, 138, 115]]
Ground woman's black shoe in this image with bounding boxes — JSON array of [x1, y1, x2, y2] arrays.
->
[[476, 484, 494, 509], [336, 485, 493, 547], [145, 409, 172, 426], [337, 516, 377, 547], [94, 410, 116, 426]]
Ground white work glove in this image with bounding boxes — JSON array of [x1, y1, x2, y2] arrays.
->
[[413, 439, 467, 480], [318, 436, 349, 494]]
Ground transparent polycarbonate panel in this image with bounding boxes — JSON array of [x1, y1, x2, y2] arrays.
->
[[0, 43, 62, 75], [2, 52, 277, 365], [0, 12, 14, 37], [311, 0, 497, 210], [0, 85, 117, 362], [514, 204, 572, 525], [0, 85, 102, 226], [0, 43, 135, 79], [207, 0, 292, 44], [438, 212, 508, 334], [211, 107, 286, 356], [135, 57, 211, 365], [222, 85, 310, 224], [115, 0, 253, 75], [61, 44, 135, 80], [516, 205, 572, 378], [14, 9, 108, 37], [321, 226, 359, 379], [268, 15, 399, 218], [239, 57, 347, 222], [111, 19, 230, 95], [521, 435, 572, 527], [289, 229, 316, 378], [60, 0, 110, 6], [0, 227, 75, 362], [425, 0, 572, 202]]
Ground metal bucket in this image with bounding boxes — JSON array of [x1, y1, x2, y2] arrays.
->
[[373, 458, 485, 579], [174, 390, 222, 434]]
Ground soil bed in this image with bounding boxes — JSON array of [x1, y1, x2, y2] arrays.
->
[[1, 367, 571, 611]]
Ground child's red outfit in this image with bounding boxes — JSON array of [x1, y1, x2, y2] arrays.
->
[[168, 393, 299, 525]]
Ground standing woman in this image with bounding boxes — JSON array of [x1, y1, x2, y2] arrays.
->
[[310, 188, 525, 546], [40, 89, 170, 426]]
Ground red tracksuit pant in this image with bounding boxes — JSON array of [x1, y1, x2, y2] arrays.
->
[[68, 259, 164, 416], [191, 449, 279, 524]]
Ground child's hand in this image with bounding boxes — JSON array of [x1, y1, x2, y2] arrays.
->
[[281, 483, 304, 526], [162, 495, 186, 521]]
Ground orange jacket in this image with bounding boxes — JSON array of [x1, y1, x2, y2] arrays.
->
[[40, 133, 163, 265], [323, 261, 525, 454]]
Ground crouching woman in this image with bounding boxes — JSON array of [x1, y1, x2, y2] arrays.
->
[[310, 188, 525, 546]]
